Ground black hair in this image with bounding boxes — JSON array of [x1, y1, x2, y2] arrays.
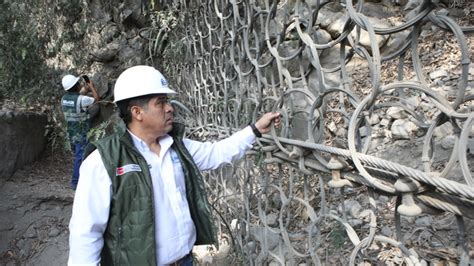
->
[[69, 82, 81, 92], [116, 95, 155, 124]]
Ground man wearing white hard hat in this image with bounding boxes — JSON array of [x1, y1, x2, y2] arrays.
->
[[68, 65, 281, 265], [61, 74, 100, 190]]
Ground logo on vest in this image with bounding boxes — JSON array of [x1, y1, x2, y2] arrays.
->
[[62, 99, 75, 107], [116, 164, 142, 176]]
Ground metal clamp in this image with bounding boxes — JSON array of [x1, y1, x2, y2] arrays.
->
[[327, 156, 352, 188], [395, 177, 422, 216]]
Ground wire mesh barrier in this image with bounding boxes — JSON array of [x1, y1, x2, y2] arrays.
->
[[147, 0, 473, 264]]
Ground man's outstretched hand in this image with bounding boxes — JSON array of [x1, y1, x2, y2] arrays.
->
[[255, 112, 282, 134]]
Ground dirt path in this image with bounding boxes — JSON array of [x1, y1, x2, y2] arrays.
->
[[0, 153, 226, 266], [0, 153, 74, 266]]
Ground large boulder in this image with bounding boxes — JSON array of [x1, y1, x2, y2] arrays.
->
[[0, 111, 48, 179]]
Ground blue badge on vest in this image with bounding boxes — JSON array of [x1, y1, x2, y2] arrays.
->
[[116, 164, 142, 176]]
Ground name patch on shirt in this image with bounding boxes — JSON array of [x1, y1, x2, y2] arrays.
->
[[116, 164, 142, 176]]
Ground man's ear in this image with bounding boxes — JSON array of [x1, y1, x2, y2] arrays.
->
[[130, 106, 143, 121]]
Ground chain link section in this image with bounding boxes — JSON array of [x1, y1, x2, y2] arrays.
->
[[148, 0, 473, 264]]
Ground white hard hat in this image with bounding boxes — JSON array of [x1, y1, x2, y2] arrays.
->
[[62, 74, 80, 91], [114, 65, 176, 102]]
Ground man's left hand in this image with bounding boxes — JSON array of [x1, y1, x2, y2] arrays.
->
[[255, 112, 282, 134]]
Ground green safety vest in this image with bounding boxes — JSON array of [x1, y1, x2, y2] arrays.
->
[[61, 92, 90, 143], [84, 121, 217, 265]]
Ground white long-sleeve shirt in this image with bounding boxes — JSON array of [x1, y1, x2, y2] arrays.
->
[[78, 95, 95, 112], [68, 126, 256, 266]]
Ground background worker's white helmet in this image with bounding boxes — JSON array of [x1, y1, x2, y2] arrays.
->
[[62, 74, 80, 91], [113, 65, 176, 102]]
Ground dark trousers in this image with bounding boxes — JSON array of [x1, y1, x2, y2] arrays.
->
[[171, 253, 193, 266], [180, 254, 193, 266], [70, 140, 87, 190]]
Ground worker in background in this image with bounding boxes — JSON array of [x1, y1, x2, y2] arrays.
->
[[61, 74, 100, 190]]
